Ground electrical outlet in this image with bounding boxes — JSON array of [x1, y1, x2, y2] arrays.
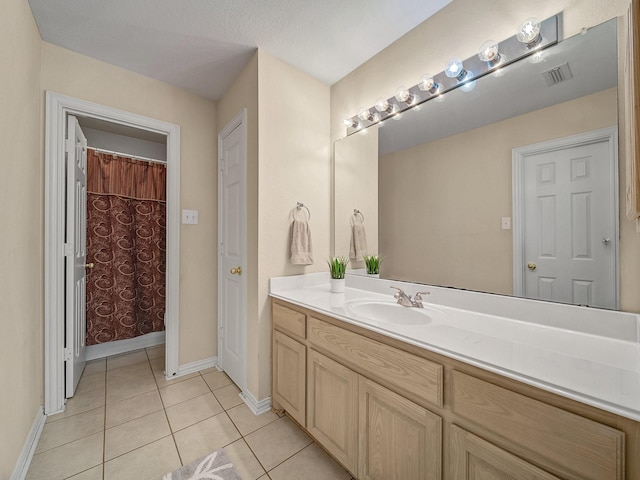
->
[[501, 217, 511, 230], [182, 209, 199, 224]]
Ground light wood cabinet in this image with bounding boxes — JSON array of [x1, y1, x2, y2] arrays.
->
[[307, 349, 359, 475], [451, 371, 624, 480], [271, 298, 638, 480], [308, 316, 443, 408], [450, 425, 561, 480], [359, 377, 442, 480], [272, 330, 306, 426]]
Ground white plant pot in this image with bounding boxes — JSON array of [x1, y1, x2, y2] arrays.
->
[[330, 278, 345, 293]]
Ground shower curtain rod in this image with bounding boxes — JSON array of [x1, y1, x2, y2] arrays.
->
[[88, 146, 167, 165]]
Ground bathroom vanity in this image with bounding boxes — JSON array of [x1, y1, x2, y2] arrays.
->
[[269, 273, 640, 480]]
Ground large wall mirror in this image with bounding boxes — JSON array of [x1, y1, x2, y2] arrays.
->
[[334, 17, 640, 313]]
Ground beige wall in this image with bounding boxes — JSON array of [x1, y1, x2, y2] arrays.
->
[[217, 52, 260, 393], [330, 0, 630, 145], [0, 0, 43, 477], [217, 50, 330, 401], [256, 51, 331, 398], [334, 127, 379, 265], [40, 43, 219, 365], [380, 89, 618, 296]]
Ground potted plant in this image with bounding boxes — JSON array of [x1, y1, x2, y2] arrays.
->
[[363, 254, 381, 275], [327, 256, 349, 293]]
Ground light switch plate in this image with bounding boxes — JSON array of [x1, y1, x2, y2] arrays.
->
[[182, 209, 199, 224], [501, 217, 511, 230]]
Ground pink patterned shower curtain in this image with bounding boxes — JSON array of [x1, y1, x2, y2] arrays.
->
[[85, 149, 166, 345]]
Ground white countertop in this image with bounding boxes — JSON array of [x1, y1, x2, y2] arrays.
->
[[269, 273, 640, 422]]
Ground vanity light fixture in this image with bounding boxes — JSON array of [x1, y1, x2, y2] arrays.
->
[[394, 86, 415, 105], [343, 14, 558, 136], [418, 74, 439, 94], [517, 17, 542, 46], [445, 58, 467, 80], [478, 40, 503, 66]]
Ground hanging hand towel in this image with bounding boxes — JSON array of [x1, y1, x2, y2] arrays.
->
[[290, 209, 313, 265], [349, 213, 368, 261]]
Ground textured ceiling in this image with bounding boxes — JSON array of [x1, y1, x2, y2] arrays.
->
[[28, 0, 452, 100]]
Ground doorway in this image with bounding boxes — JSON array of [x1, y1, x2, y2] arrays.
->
[[44, 92, 181, 414], [80, 117, 168, 361], [512, 127, 619, 309]]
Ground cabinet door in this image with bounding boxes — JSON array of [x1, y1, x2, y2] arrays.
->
[[450, 425, 561, 480], [359, 377, 442, 480], [272, 330, 306, 426], [307, 349, 358, 475]]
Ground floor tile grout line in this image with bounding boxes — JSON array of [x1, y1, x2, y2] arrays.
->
[[49, 348, 346, 480], [150, 348, 185, 467]]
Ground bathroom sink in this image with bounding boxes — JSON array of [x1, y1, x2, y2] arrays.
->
[[343, 299, 447, 326]]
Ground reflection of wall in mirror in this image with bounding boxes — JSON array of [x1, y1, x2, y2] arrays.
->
[[334, 127, 378, 267], [379, 88, 619, 299]]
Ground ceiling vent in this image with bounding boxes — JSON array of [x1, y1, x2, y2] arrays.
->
[[541, 63, 573, 86]]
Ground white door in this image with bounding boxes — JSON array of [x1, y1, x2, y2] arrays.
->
[[516, 130, 617, 309], [65, 115, 88, 397], [218, 112, 246, 390]]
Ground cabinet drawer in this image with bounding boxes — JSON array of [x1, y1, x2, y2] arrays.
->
[[452, 371, 624, 480], [308, 317, 443, 408], [272, 302, 306, 340]]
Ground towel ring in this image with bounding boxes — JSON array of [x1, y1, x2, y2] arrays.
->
[[353, 209, 364, 222], [296, 202, 311, 220]]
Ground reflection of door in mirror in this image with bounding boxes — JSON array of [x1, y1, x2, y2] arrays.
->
[[334, 127, 378, 269], [513, 128, 618, 310]]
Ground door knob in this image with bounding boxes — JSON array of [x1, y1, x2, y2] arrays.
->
[[602, 237, 611, 245], [230, 266, 242, 275], [85, 263, 94, 269], [527, 263, 536, 271]]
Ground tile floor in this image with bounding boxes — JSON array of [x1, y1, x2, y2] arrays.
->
[[27, 346, 353, 480]]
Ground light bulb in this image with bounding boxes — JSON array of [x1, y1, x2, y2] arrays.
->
[[418, 74, 439, 94], [394, 86, 414, 104], [343, 118, 358, 128], [460, 79, 477, 92], [371, 112, 381, 123], [358, 108, 373, 122], [445, 58, 467, 80], [375, 98, 393, 113], [517, 17, 541, 46], [478, 40, 502, 65]]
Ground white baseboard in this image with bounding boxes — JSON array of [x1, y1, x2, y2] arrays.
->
[[85, 331, 165, 361], [174, 356, 218, 378], [240, 389, 272, 416], [11, 407, 46, 480]]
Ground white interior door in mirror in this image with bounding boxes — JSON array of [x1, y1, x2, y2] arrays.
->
[[65, 115, 88, 397], [519, 130, 617, 309]]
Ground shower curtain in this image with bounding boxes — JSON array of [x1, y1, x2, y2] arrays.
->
[[85, 149, 167, 345]]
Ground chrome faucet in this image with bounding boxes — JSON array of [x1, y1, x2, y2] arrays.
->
[[391, 286, 430, 308]]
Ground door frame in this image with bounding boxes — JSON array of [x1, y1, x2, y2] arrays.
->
[[512, 127, 619, 307], [217, 108, 247, 392], [44, 91, 181, 414]]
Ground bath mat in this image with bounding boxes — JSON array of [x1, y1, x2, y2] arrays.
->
[[163, 448, 243, 480]]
